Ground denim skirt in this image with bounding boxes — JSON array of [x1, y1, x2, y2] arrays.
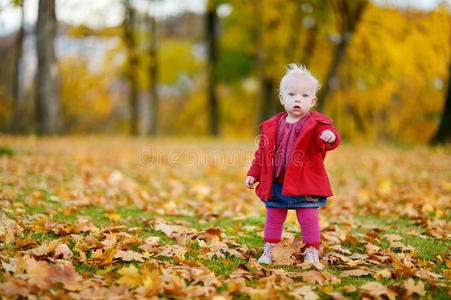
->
[[260, 181, 327, 209]]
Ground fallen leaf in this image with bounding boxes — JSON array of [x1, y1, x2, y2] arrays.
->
[[114, 250, 145, 262], [54, 243, 73, 259], [374, 268, 392, 280], [6, 221, 24, 243], [289, 285, 318, 300], [403, 278, 426, 296], [382, 234, 402, 242], [271, 237, 304, 266], [339, 269, 372, 278], [154, 222, 187, 237], [360, 282, 397, 300], [26, 259, 52, 290], [25, 240, 60, 257], [117, 264, 141, 287]]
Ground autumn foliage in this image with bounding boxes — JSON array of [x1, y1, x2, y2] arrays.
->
[[0, 137, 450, 298]]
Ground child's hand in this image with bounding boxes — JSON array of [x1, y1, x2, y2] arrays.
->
[[245, 176, 258, 189], [320, 130, 336, 144]]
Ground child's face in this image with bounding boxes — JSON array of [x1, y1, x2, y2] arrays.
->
[[279, 74, 317, 119]]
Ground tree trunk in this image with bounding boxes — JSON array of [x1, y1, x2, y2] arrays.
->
[[431, 62, 451, 144], [11, 0, 25, 133], [255, 0, 274, 124], [430, 18, 451, 144], [147, 13, 159, 136], [206, 1, 219, 136], [123, 0, 139, 136], [35, 0, 60, 135], [317, 0, 368, 112], [285, 2, 303, 62], [300, 25, 318, 67], [317, 34, 349, 112]]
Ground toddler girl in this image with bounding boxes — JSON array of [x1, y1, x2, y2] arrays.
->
[[245, 64, 340, 264]]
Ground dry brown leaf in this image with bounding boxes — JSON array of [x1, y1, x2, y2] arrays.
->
[[48, 263, 83, 291], [414, 268, 443, 280], [360, 282, 397, 300], [54, 243, 73, 259], [6, 221, 24, 244], [289, 285, 318, 300], [114, 250, 145, 262], [271, 237, 304, 266], [339, 268, 372, 278], [345, 233, 359, 245], [299, 270, 340, 285], [382, 234, 402, 242], [196, 227, 223, 242], [117, 264, 141, 287], [328, 245, 352, 255], [163, 273, 187, 297], [14, 234, 37, 248], [154, 222, 187, 237], [101, 233, 117, 248], [143, 236, 160, 245], [26, 259, 52, 290], [0, 274, 30, 297], [156, 245, 187, 259], [364, 242, 381, 255], [300, 270, 324, 284], [136, 268, 163, 297], [403, 278, 426, 296], [374, 268, 392, 280], [342, 284, 357, 293], [100, 248, 118, 266], [25, 240, 60, 257]]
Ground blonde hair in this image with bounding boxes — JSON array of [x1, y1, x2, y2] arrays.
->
[[279, 63, 321, 94]]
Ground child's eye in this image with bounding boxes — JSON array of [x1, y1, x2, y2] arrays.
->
[[302, 94, 309, 97], [288, 93, 295, 96]]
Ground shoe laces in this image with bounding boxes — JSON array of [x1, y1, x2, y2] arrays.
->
[[262, 242, 274, 256], [303, 246, 318, 262]]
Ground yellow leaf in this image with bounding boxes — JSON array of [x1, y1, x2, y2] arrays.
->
[[107, 213, 121, 221], [117, 264, 141, 287]]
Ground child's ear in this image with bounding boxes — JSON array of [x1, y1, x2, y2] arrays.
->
[[279, 93, 283, 104], [312, 97, 317, 107]]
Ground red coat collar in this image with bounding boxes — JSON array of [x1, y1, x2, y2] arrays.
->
[[258, 111, 333, 128]]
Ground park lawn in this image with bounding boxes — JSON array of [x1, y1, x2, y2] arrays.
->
[[0, 136, 450, 299]]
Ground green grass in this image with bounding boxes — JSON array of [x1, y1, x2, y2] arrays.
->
[[0, 146, 14, 156], [6, 193, 449, 299]]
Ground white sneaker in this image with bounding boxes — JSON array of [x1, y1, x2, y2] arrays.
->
[[257, 242, 275, 264], [303, 246, 320, 263]]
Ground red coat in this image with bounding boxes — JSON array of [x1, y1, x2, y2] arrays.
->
[[247, 111, 341, 201]]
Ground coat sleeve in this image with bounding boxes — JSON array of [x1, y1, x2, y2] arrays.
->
[[246, 132, 265, 181], [316, 123, 341, 151]]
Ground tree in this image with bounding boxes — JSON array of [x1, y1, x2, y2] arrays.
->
[[123, 0, 139, 135], [298, 1, 334, 67], [147, 9, 159, 136], [10, 0, 25, 133], [317, 0, 368, 112], [206, 0, 219, 136], [431, 17, 451, 144], [255, 0, 277, 124], [35, 0, 60, 135]]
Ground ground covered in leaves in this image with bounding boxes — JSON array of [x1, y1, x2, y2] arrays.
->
[[0, 136, 450, 299]]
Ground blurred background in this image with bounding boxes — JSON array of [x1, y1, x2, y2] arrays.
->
[[0, 0, 450, 143]]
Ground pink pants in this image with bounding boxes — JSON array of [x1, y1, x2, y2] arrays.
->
[[264, 207, 321, 250]]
